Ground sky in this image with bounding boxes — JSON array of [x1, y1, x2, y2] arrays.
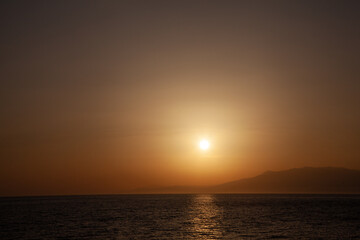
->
[[0, 0, 360, 196]]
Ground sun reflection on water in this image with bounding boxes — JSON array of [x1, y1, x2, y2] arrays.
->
[[187, 195, 223, 239]]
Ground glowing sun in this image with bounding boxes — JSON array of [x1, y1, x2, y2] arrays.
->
[[199, 139, 210, 150]]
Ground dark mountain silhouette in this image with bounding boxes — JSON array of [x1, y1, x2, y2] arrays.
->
[[133, 167, 360, 193], [214, 167, 360, 193]]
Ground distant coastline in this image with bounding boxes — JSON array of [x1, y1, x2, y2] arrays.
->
[[133, 167, 360, 194]]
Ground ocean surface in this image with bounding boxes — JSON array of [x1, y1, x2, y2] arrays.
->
[[1, 194, 359, 239]]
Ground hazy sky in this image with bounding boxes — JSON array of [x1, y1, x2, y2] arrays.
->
[[1, 0, 360, 196]]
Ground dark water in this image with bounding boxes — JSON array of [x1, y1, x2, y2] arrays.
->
[[1, 194, 360, 239]]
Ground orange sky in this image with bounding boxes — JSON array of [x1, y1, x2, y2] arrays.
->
[[1, 1, 360, 196]]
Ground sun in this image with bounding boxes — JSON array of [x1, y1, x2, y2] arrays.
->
[[199, 139, 210, 150]]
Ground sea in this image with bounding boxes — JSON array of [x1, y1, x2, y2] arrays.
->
[[1, 194, 359, 239]]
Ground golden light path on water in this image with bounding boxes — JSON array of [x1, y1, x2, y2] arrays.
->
[[187, 195, 223, 239]]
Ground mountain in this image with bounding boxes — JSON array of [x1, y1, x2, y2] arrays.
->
[[133, 167, 360, 193], [214, 167, 360, 193]]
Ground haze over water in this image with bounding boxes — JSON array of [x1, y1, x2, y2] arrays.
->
[[1, 194, 360, 239], [1, 1, 360, 196], [1, 1, 360, 239]]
